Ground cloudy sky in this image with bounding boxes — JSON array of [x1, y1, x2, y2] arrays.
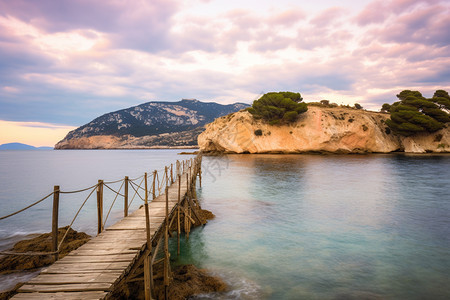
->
[[0, 0, 449, 146]]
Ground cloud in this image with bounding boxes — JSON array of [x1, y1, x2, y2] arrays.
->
[[0, 0, 449, 130]]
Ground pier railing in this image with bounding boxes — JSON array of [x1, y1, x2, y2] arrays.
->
[[0, 155, 202, 262]]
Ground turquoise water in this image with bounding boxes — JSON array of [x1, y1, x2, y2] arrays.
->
[[173, 154, 450, 299], [1, 151, 449, 299]]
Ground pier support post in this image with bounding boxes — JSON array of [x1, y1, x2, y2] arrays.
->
[[170, 164, 174, 184], [165, 166, 168, 189], [164, 186, 170, 300], [97, 180, 104, 235], [144, 250, 152, 300], [144, 173, 151, 249], [124, 176, 129, 217], [152, 170, 156, 200], [177, 174, 181, 255], [52, 185, 60, 261]]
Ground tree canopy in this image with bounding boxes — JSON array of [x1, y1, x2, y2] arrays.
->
[[385, 90, 450, 136], [247, 92, 308, 125]]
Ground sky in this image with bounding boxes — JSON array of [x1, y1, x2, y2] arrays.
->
[[0, 0, 449, 146]]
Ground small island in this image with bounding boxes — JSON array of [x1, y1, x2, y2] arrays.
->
[[199, 90, 450, 154]]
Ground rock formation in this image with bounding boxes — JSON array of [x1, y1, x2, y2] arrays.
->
[[198, 106, 450, 153]]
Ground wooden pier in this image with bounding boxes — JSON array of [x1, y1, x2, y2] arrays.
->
[[5, 155, 203, 300]]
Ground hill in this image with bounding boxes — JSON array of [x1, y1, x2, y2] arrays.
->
[[55, 99, 248, 149], [0, 143, 53, 150]]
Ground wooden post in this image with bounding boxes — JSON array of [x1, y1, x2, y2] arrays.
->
[[170, 164, 173, 184], [199, 160, 202, 188], [124, 176, 129, 217], [97, 180, 104, 235], [52, 185, 60, 261], [144, 173, 151, 249], [144, 250, 151, 300], [152, 170, 156, 199], [164, 186, 170, 300], [189, 166, 192, 185], [177, 174, 181, 255], [165, 166, 168, 189]]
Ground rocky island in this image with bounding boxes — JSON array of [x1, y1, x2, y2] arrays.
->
[[199, 91, 450, 154]]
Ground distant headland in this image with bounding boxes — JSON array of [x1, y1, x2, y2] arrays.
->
[[0, 143, 53, 150]]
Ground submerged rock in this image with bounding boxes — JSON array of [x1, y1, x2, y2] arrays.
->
[[0, 226, 90, 274]]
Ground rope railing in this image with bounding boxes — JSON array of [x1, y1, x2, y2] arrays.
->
[[0, 191, 54, 221], [129, 176, 146, 206], [0, 157, 198, 261], [103, 180, 125, 227], [57, 184, 99, 251]]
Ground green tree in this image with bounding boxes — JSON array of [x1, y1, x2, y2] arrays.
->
[[354, 103, 363, 109], [385, 90, 450, 136], [381, 103, 391, 112], [247, 91, 307, 125]]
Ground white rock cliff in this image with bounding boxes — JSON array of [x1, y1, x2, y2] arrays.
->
[[198, 106, 450, 153]]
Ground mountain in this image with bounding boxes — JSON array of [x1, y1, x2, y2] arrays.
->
[[199, 106, 450, 153], [0, 143, 53, 150], [55, 99, 249, 149]]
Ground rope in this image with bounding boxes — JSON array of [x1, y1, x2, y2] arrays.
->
[[103, 183, 125, 197], [129, 180, 145, 202], [103, 178, 125, 184], [129, 174, 145, 182], [103, 180, 125, 226], [57, 184, 98, 250], [0, 192, 54, 221], [129, 177, 145, 206], [60, 183, 99, 194]]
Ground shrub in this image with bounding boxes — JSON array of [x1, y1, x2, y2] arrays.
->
[[247, 91, 307, 125], [254, 129, 263, 136], [354, 103, 363, 109]]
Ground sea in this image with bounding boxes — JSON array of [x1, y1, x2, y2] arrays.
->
[[0, 150, 449, 299]]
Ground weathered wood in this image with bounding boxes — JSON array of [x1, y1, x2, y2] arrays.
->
[[42, 262, 129, 274], [144, 251, 151, 300], [177, 174, 181, 256], [19, 283, 111, 293], [97, 180, 104, 235], [28, 273, 121, 285], [11, 292, 108, 299], [124, 176, 129, 217], [52, 186, 60, 262]]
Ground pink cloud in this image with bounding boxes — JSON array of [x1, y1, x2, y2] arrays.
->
[[310, 7, 345, 28]]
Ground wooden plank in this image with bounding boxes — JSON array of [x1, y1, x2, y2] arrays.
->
[[56, 253, 137, 263], [42, 262, 130, 274], [12, 291, 108, 299], [18, 283, 111, 293], [28, 273, 121, 285], [68, 249, 138, 256]]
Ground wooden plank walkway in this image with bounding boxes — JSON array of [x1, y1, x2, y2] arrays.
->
[[12, 173, 190, 299]]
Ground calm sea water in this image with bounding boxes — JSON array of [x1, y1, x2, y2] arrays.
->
[[1, 150, 449, 299]]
